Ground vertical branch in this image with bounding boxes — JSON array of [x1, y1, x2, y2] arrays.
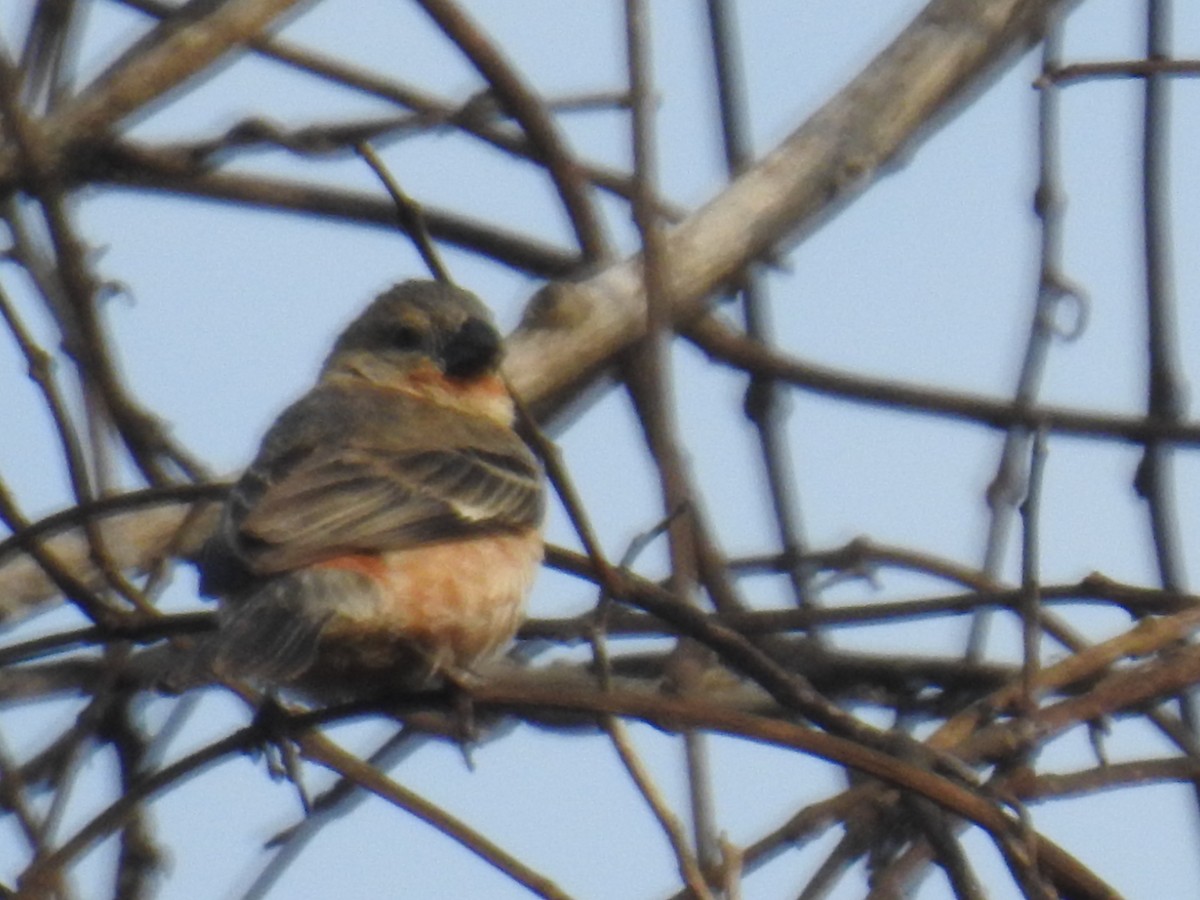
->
[[1132, 0, 1200, 830], [18, 0, 84, 113], [899, 794, 986, 900], [0, 279, 119, 623], [1018, 431, 1047, 714], [0, 202, 166, 616], [103, 697, 161, 900], [1134, 0, 1187, 591], [624, 7, 687, 599], [704, 0, 816, 614], [38, 191, 198, 486], [967, 17, 1079, 661], [623, 0, 720, 882]]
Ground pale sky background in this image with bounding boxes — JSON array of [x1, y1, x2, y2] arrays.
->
[[2, 2, 1200, 898]]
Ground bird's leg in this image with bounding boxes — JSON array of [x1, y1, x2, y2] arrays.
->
[[249, 692, 313, 814], [440, 666, 483, 769]]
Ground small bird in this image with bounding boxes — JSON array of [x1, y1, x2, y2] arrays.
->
[[195, 280, 544, 699]]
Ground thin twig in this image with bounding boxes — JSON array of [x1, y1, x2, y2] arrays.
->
[[414, 0, 610, 263], [96, 145, 581, 278], [1018, 432, 1048, 717], [1041, 57, 1200, 85], [623, 0, 721, 876], [296, 731, 573, 900], [704, 0, 816, 615], [1133, 0, 1200, 834], [603, 717, 712, 899], [111, 0, 655, 212], [967, 19, 1080, 660], [354, 142, 450, 283], [686, 315, 1200, 446]]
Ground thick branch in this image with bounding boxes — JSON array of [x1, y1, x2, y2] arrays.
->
[[505, 0, 1080, 420], [46, 0, 308, 144]]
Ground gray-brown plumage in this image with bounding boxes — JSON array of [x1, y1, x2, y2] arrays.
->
[[183, 280, 545, 696]]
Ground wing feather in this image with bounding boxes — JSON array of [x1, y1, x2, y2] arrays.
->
[[233, 445, 541, 575], [201, 386, 543, 589]]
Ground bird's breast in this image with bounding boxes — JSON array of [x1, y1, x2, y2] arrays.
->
[[314, 527, 543, 677]]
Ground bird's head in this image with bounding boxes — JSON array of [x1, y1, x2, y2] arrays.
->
[[321, 280, 513, 423], [325, 280, 503, 382]]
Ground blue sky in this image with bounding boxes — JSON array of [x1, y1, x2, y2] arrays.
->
[[2, 2, 1200, 897]]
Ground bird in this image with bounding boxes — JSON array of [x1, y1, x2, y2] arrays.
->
[[191, 279, 544, 700]]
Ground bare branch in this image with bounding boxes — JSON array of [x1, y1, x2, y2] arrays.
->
[[505, 0, 1081, 420]]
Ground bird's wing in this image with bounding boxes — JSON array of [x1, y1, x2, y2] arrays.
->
[[230, 439, 543, 575]]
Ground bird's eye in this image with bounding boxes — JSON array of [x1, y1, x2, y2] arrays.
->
[[387, 325, 423, 350]]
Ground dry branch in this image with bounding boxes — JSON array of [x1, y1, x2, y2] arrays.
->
[[0, 0, 1080, 615], [505, 0, 1082, 419]]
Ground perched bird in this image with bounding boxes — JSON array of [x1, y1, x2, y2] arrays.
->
[[194, 279, 544, 699]]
